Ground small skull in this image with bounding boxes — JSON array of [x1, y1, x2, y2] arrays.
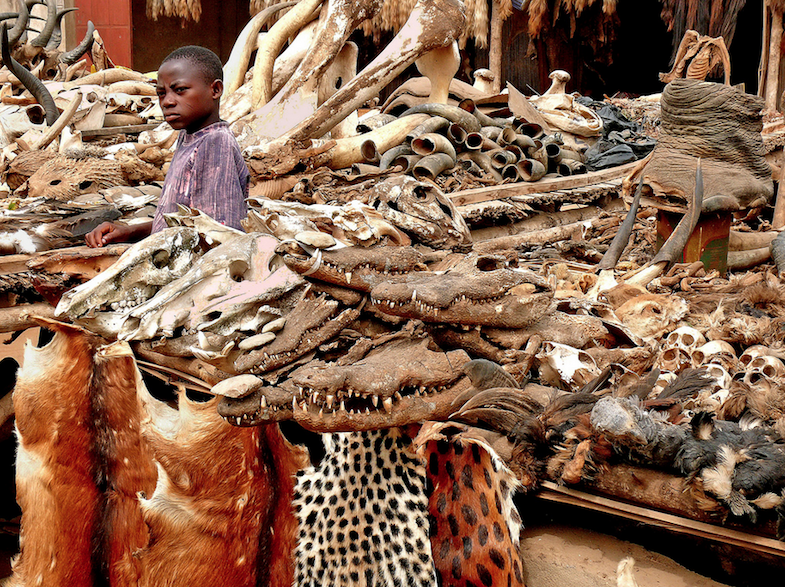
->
[[658, 347, 691, 373], [665, 325, 706, 353], [742, 355, 785, 391], [692, 340, 737, 371], [739, 345, 774, 367]]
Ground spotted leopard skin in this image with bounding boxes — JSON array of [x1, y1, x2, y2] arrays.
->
[[422, 428, 525, 587], [293, 429, 436, 587]]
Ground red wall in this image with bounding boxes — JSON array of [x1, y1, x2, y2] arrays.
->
[[74, 0, 133, 69]]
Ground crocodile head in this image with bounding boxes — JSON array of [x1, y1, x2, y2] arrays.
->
[[369, 253, 554, 328], [215, 326, 471, 432], [367, 176, 472, 250]]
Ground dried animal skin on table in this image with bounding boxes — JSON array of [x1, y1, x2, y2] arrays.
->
[[292, 429, 435, 587]]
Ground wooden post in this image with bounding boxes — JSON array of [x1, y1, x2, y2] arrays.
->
[[489, 0, 503, 94], [773, 152, 785, 228], [765, 4, 784, 111]]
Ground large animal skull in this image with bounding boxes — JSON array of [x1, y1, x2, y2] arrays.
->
[[367, 176, 471, 250], [55, 227, 201, 335], [119, 234, 302, 341]]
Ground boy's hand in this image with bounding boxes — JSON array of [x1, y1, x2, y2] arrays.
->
[[85, 222, 134, 248]]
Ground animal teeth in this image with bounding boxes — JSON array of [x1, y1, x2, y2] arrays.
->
[[372, 395, 379, 407], [292, 398, 297, 411], [394, 391, 402, 400], [260, 396, 267, 409], [383, 397, 393, 413], [345, 271, 352, 284], [311, 392, 318, 404], [300, 401, 308, 413], [235, 417, 242, 425], [340, 400, 346, 412], [326, 395, 334, 409], [411, 290, 417, 302], [319, 408, 324, 416]]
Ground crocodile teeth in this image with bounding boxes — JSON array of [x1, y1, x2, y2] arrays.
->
[[394, 391, 402, 400], [411, 290, 417, 302], [300, 401, 308, 413], [383, 397, 393, 414], [372, 395, 379, 408], [260, 396, 267, 409], [311, 392, 318, 404], [340, 400, 346, 412], [345, 271, 352, 284], [235, 417, 242, 425], [292, 397, 297, 411], [326, 395, 334, 409]]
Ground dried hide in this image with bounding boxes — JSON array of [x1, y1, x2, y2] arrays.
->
[[628, 79, 773, 212], [614, 293, 688, 339], [415, 423, 525, 587], [135, 383, 299, 587], [10, 321, 156, 587], [292, 428, 436, 587], [2, 149, 57, 190]]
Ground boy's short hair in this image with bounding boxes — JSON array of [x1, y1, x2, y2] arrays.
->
[[162, 45, 223, 85]]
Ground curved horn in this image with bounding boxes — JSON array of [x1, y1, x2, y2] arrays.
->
[[595, 179, 643, 271], [1, 22, 57, 125], [59, 19, 93, 64], [7, 0, 28, 47], [45, 7, 78, 50], [223, 0, 297, 96], [30, 0, 56, 48]]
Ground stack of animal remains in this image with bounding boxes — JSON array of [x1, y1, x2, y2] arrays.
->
[[8, 1, 785, 585]]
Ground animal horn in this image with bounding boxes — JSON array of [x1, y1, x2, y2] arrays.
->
[[282, 0, 466, 141], [595, 179, 643, 271], [250, 0, 324, 109], [1, 22, 57, 125], [44, 6, 78, 50], [266, 0, 383, 109], [223, 0, 298, 96], [29, 0, 56, 48], [6, 0, 28, 47], [59, 19, 93, 64]]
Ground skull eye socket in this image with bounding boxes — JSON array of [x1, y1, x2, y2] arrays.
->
[[229, 260, 248, 282], [185, 389, 214, 403], [413, 187, 431, 201], [152, 249, 170, 269], [50, 179, 62, 186], [79, 180, 94, 191]]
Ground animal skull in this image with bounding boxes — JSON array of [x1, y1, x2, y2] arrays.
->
[[536, 342, 599, 389], [367, 176, 472, 250], [55, 227, 201, 333], [665, 325, 706, 353], [119, 233, 302, 341], [692, 340, 737, 371], [658, 346, 691, 373], [739, 345, 774, 367]]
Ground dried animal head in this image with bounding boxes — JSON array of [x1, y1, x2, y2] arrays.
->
[[119, 233, 301, 341], [366, 175, 472, 250], [536, 342, 600, 389], [55, 227, 201, 335], [27, 153, 125, 199], [614, 293, 689, 339]]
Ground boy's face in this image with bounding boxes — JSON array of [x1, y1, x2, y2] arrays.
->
[[156, 59, 222, 134]]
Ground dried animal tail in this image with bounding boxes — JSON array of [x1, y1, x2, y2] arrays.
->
[[1, 22, 58, 124]]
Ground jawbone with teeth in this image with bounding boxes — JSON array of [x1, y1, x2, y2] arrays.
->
[[215, 330, 471, 432], [55, 227, 202, 337]]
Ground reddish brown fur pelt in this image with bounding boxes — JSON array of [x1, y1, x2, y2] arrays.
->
[[135, 387, 280, 587], [10, 322, 103, 587], [419, 424, 525, 587], [92, 344, 157, 587]]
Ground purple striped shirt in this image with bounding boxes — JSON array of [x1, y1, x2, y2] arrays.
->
[[151, 121, 250, 233]]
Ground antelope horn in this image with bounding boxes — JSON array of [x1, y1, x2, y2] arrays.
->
[[29, 0, 56, 48], [399, 103, 480, 132], [270, 19, 318, 96], [595, 179, 643, 271], [250, 0, 324, 109], [223, 0, 297, 96], [59, 19, 93, 64], [265, 0, 382, 110], [1, 22, 57, 124], [628, 159, 704, 287], [44, 6, 78, 50], [281, 0, 466, 142], [6, 0, 28, 47]]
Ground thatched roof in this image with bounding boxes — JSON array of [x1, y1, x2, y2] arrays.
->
[[146, 0, 202, 21]]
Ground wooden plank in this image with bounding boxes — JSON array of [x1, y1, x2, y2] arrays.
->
[[81, 123, 161, 138], [450, 161, 638, 207], [536, 481, 785, 558]]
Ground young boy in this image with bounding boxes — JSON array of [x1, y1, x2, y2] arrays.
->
[[86, 46, 249, 247]]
